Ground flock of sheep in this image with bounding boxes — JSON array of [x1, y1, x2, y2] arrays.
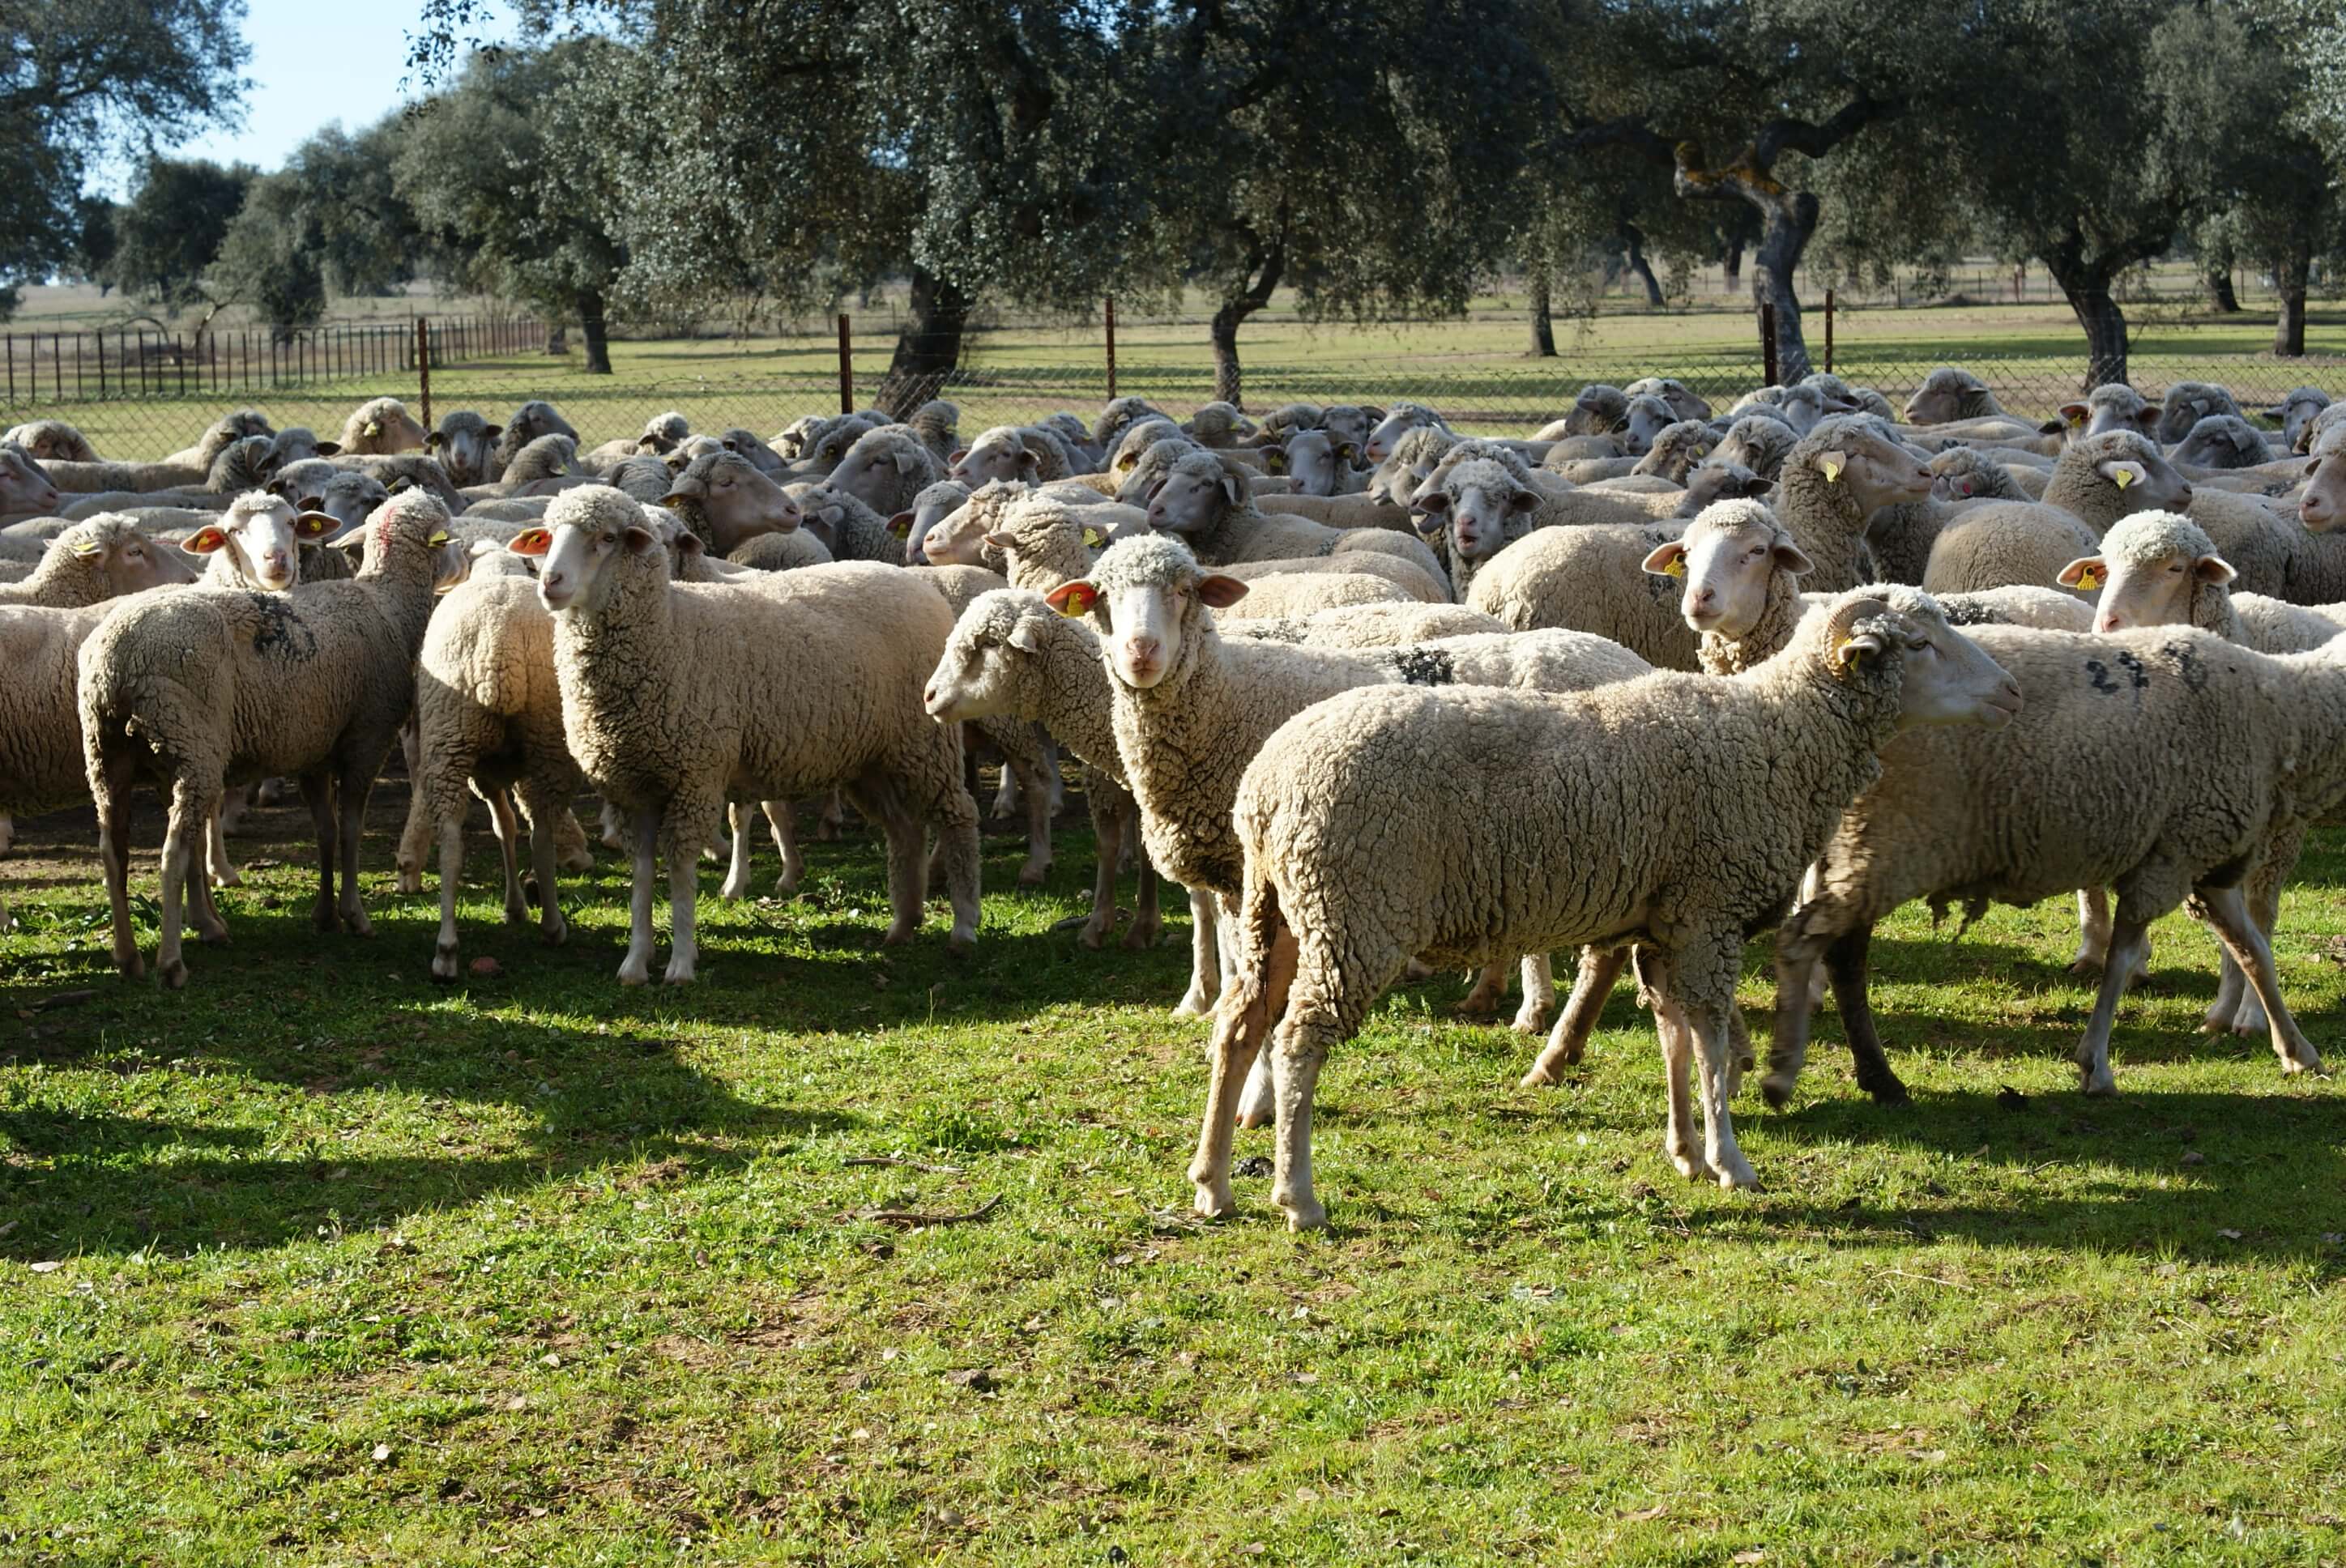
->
[[4, 364, 2345, 1230]]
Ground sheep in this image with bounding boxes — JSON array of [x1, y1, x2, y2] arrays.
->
[[899, 400, 961, 466], [1921, 430, 2186, 599], [1143, 450, 1449, 587], [1902, 366, 2006, 425], [890, 479, 971, 565], [1413, 458, 1545, 600], [710, 428, 787, 479], [1183, 402, 1258, 448], [164, 408, 274, 472], [2064, 509, 2346, 654], [1465, 420, 1922, 667], [1365, 424, 1458, 506], [0, 514, 199, 607], [1927, 446, 2032, 504], [491, 402, 579, 477], [1361, 403, 1447, 464], [1256, 403, 1325, 444], [516, 486, 982, 980], [1629, 420, 1718, 484], [0, 444, 66, 520], [728, 529, 835, 572], [2170, 415, 2278, 471], [607, 456, 676, 503], [788, 479, 908, 566], [501, 434, 586, 489], [3, 420, 98, 462], [424, 411, 505, 486], [828, 424, 944, 521], [659, 450, 806, 557], [2153, 381, 2243, 445], [1712, 415, 1798, 482], [1767, 621, 2344, 1107], [1273, 429, 1369, 497], [945, 424, 1058, 487], [79, 491, 458, 986], [335, 397, 428, 456], [2272, 387, 2330, 454], [634, 410, 693, 455], [41, 456, 210, 494], [331, 454, 468, 513], [179, 493, 338, 593], [1191, 586, 2020, 1225], [649, 436, 725, 475], [1094, 397, 1167, 455], [1624, 377, 1713, 424], [1115, 437, 1293, 509], [1561, 384, 1629, 437]]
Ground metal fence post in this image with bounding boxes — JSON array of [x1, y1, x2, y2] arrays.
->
[[416, 318, 433, 430], [1760, 301, 1779, 387], [1105, 296, 1117, 401], [837, 313, 854, 414], [1823, 290, 1835, 375]]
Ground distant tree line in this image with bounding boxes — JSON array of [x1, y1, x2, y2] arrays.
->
[[11, 0, 2346, 397]]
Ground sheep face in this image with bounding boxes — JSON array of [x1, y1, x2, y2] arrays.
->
[[2061, 384, 2157, 441], [1417, 462, 1533, 565], [1109, 419, 1184, 479], [292, 475, 391, 541], [2071, 433, 2193, 517], [662, 454, 801, 556], [1319, 405, 1382, 455], [507, 401, 578, 446], [427, 418, 504, 486], [58, 519, 199, 594], [949, 428, 1039, 488], [717, 429, 787, 477], [1671, 464, 1770, 517], [0, 445, 63, 517], [1052, 561, 1247, 691], [1115, 438, 1201, 505], [2059, 515, 2234, 635], [922, 598, 1053, 722], [182, 496, 335, 591], [1142, 461, 1242, 543], [1868, 594, 2022, 732], [831, 432, 932, 513], [343, 400, 428, 454], [1809, 424, 1934, 511], [2169, 415, 2269, 471], [2155, 383, 2238, 446], [1901, 369, 1990, 426], [1563, 385, 1627, 437], [527, 502, 658, 614], [2275, 389, 2330, 454], [1279, 430, 1360, 497], [1645, 513, 1811, 639], [2298, 450, 2346, 533], [1928, 450, 2003, 501], [1713, 417, 1794, 481], [1773, 386, 1828, 438], [1363, 403, 1441, 464], [4, 421, 96, 462], [1620, 395, 1679, 454]]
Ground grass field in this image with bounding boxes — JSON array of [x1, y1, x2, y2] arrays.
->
[[12, 272, 2346, 461], [4, 769, 2345, 1564]]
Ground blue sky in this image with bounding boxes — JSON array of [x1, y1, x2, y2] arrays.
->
[[169, 0, 512, 177]]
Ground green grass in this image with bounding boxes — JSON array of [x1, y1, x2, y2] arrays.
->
[[4, 779, 2345, 1565]]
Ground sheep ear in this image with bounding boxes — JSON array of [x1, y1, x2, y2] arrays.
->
[[2193, 553, 2237, 586], [1219, 473, 1244, 507], [1505, 489, 1539, 515], [2056, 556, 2106, 591], [424, 431, 445, 449], [1044, 580, 1099, 618], [1006, 616, 1048, 653], [947, 448, 968, 466], [1196, 573, 1249, 608], [1415, 490, 1451, 516], [1335, 441, 1358, 464], [2037, 419, 2067, 437], [2098, 459, 2146, 491], [983, 530, 1017, 551], [181, 526, 229, 556], [2306, 458, 2324, 479], [508, 528, 553, 556], [69, 535, 105, 559], [293, 511, 338, 539], [622, 525, 659, 555], [2190, 398, 2209, 419], [1773, 539, 1816, 576], [1641, 542, 1689, 580], [1815, 449, 1848, 483], [314, 441, 341, 457], [1263, 449, 1286, 474], [675, 530, 706, 558], [1831, 629, 1888, 671], [887, 511, 915, 538], [2059, 403, 2090, 428], [2134, 407, 2160, 431], [483, 424, 503, 441]]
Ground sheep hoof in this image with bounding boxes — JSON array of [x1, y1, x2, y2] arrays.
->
[[2078, 1067, 2118, 1097], [1509, 1006, 1550, 1036], [160, 959, 189, 991], [1759, 1073, 1798, 1110], [541, 916, 568, 948], [1858, 1073, 1910, 1106], [617, 962, 651, 986], [212, 870, 245, 889], [946, 928, 977, 957], [1714, 1158, 1761, 1192], [1017, 860, 1050, 888], [394, 870, 422, 895], [1192, 1185, 1236, 1221], [1120, 918, 1160, 952], [198, 926, 231, 948], [662, 964, 695, 985], [1077, 924, 1108, 951], [312, 904, 338, 933], [1279, 1198, 1329, 1232], [2065, 956, 2102, 978], [1669, 1153, 1715, 1183], [523, 876, 544, 910], [431, 948, 460, 982], [1171, 991, 1215, 1019], [342, 910, 374, 938]]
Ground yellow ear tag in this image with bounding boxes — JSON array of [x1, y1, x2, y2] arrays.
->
[[2112, 468, 2134, 489], [1081, 526, 1104, 548], [1663, 556, 1687, 579], [2075, 565, 2101, 591], [1819, 450, 1846, 483], [1055, 585, 1098, 618], [2067, 411, 2084, 428], [70, 539, 104, 559], [365, 420, 383, 438], [429, 530, 450, 547]]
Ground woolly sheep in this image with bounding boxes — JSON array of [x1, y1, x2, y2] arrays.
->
[[1193, 586, 2019, 1225], [163, 408, 273, 472], [1273, 429, 1368, 497], [1145, 450, 1449, 590], [788, 479, 908, 566], [712, 428, 787, 478], [3, 420, 98, 462], [950, 424, 1075, 487], [79, 491, 459, 985], [1920, 431, 2186, 599], [0, 444, 65, 520], [828, 424, 944, 520], [492, 402, 579, 477], [728, 528, 835, 572], [0, 515, 199, 607], [1712, 415, 1798, 481], [1902, 366, 2006, 424], [2273, 387, 2330, 454], [2063, 510, 2346, 654], [906, 401, 962, 466], [1624, 377, 1713, 424], [426, 411, 505, 485], [1562, 384, 1629, 437], [502, 434, 585, 489], [635, 411, 693, 455], [607, 455, 676, 503], [1094, 397, 1167, 454], [41, 455, 209, 495], [1361, 403, 1447, 464], [180, 493, 339, 592], [1364, 424, 1458, 506], [1768, 623, 2342, 1106], [2153, 381, 2243, 445], [2169, 414, 2277, 471], [1183, 402, 1258, 448], [893, 479, 971, 565], [1629, 420, 1717, 483], [336, 397, 429, 455], [331, 454, 467, 513], [661, 450, 806, 556], [517, 486, 981, 980]]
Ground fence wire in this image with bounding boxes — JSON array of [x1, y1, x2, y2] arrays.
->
[[10, 343, 2346, 462]]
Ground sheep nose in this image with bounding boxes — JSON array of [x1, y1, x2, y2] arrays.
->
[[2096, 613, 2122, 633], [922, 683, 937, 708]]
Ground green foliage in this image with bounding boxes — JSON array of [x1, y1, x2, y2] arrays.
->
[[209, 177, 328, 338], [109, 157, 257, 316], [0, 0, 247, 319]]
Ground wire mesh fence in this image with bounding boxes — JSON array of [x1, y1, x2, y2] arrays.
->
[[10, 338, 2346, 462]]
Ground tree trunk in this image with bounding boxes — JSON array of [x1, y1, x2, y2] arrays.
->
[[1528, 273, 1556, 357], [578, 290, 611, 375], [1209, 242, 1285, 410], [2275, 248, 2310, 357], [545, 323, 567, 355], [877, 266, 972, 417], [2051, 274, 2130, 388], [1624, 225, 1664, 308], [1749, 193, 1818, 384], [2206, 266, 2241, 313], [1722, 236, 1743, 294]]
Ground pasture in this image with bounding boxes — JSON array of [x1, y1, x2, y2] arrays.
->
[[4, 777, 2344, 1563]]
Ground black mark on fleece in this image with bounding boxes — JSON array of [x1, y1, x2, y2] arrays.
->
[[244, 593, 317, 661], [1390, 646, 1456, 686]]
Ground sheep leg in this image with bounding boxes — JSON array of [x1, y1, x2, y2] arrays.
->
[[395, 773, 432, 896], [95, 759, 143, 979], [2217, 854, 2288, 1036], [1687, 995, 1760, 1191], [1078, 793, 1121, 949], [552, 807, 595, 874], [1189, 898, 1295, 1220], [816, 787, 846, 841], [1175, 886, 1222, 1018], [1654, 994, 1711, 1183], [298, 773, 339, 933], [1236, 1029, 1278, 1131], [600, 800, 627, 851], [1819, 924, 1908, 1105], [720, 801, 757, 901], [487, 786, 528, 923], [1511, 954, 1556, 1036], [764, 800, 801, 895], [1457, 963, 1509, 1019], [190, 851, 229, 944], [156, 779, 209, 991], [662, 804, 715, 985], [334, 768, 373, 936], [2204, 950, 2250, 1037], [431, 814, 467, 982], [2195, 882, 2323, 1077], [875, 807, 928, 947], [207, 801, 243, 888], [1124, 854, 1162, 952], [620, 806, 659, 986], [1521, 945, 1628, 1087], [518, 782, 569, 947], [2068, 886, 2112, 975], [1012, 751, 1054, 888], [928, 769, 983, 954], [2073, 918, 2152, 1097]]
